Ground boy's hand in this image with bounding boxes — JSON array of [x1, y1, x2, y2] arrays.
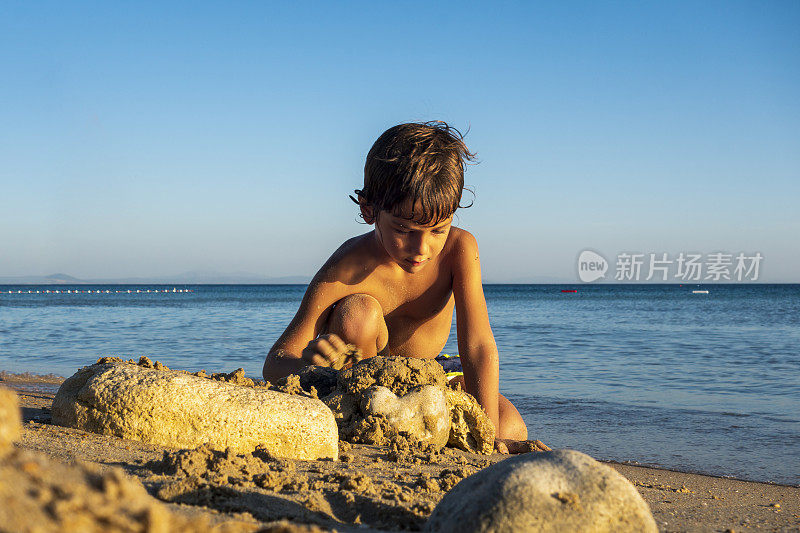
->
[[494, 438, 551, 454], [301, 334, 350, 368]]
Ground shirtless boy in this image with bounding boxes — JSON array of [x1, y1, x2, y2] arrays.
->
[[263, 121, 547, 453]]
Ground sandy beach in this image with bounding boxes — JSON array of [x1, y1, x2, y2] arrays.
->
[[2, 375, 798, 532]]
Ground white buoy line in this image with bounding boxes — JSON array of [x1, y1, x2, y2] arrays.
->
[[3, 288, 193, 294]]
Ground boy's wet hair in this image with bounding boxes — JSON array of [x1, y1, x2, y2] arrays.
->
[[351, 121, 476, 226]]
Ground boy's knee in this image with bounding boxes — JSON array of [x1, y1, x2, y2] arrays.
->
[[328, 294, 387, 348]]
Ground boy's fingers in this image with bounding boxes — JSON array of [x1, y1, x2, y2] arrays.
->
[[316, 335, 340, 351], [300, 346, 326, 366], [301, 343, 336, 366], [494, 439, 510, 454], [495, 438, 552, 454], [317, 338, 342, 359], [326, 334, 348, 353], [301, 335, 354, 368], [531, 440, 551, 452]]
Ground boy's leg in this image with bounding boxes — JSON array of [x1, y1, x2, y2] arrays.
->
[[497, 394, 529, 441], [324, 294, 389, 358]]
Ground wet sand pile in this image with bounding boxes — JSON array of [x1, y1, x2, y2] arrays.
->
[[321, 356, 495, 454]]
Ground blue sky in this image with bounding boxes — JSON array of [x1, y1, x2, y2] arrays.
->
[[1, 1, 798, 282]]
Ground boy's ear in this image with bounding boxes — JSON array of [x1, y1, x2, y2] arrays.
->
[[359, 197, 376, 224]]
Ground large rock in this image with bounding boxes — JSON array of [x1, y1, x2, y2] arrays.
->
[[0, 385, 22, 457], [53, 362, 338, 460], [424, 449, 657, 533]]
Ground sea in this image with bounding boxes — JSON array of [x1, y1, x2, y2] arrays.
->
[[1, 283, 798, 486]]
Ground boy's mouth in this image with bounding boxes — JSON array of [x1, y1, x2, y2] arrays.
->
[[406, 258, 428, 266]]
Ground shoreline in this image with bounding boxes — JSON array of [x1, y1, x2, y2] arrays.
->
[[3, 378, 799, 531], [604, 460, 800, 490]]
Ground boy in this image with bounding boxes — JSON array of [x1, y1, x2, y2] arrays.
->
[[263, 121, 547, 453]]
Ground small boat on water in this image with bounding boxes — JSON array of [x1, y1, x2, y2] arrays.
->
[[692, 290, 709, 294], [561, 289, 578, 293]]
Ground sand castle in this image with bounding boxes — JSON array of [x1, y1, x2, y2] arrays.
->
[[0, 385, 21, 456]]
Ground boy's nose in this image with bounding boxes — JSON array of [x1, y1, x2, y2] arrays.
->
[[410, 233, 431, 256]]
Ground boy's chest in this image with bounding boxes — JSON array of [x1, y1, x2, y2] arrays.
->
[[364, 266, 454, 322]]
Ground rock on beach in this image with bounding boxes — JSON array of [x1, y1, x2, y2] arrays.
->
[[52, 361, 339, 460], [424, 449, 658, 533], [0, 385, 22, 457]]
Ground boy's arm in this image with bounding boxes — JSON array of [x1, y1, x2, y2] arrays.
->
[[263, 264, 350, 382], [452, 231, 500, 432]]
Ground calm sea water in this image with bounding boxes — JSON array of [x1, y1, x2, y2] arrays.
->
[[1, 283, 798, 485]]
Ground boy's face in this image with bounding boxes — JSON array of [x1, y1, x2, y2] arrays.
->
[[369, 200, 453, 273]]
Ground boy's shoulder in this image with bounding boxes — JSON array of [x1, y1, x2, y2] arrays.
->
[[312, 232, 383, 285], [318, 227, 479, 285], [446, 226, 479, 257]]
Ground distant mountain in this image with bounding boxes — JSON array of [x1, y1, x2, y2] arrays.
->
[[0, 273, 90, 284], [44, 273, 85, 283], [0, 272, 312, 285]]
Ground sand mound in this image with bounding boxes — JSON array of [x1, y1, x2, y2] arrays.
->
[[322, 356, 494, 454], [0, 448, 257, 533]]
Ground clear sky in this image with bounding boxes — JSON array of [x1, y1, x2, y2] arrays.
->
[[1, 1, 798, 282]]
